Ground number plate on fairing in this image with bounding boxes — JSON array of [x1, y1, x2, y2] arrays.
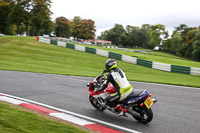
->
[[144, 97, 153, 109]]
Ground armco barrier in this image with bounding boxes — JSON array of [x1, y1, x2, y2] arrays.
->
[[75, 45, 85, 52], [171, 65, 191, 74], [137, 59, 152, 68], [66, 43, 75, 49], [86, 47, 96, 54], [191, 67, 200, 75], [57, 41, 66, 47], [152, 62, 171, 72], [50, 40, 57, 45], [96, 49, 109, 57], [39, 37, 50, 44], [109, 52, 122, 60], [38, 37, 200, 76], [122, 55, 137, 64]]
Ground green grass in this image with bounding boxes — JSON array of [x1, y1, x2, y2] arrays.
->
[[75, 43, 200, 68], [0, 101, 87, 133], [0, 36, 200, 87]]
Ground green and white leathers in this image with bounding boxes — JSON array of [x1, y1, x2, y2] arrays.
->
[[99, 70, 133, 104], [98, 59, 133, 106]]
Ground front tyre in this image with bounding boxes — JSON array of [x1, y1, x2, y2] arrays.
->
[[89, 95, 105, 111], [132, 106, 153, 124]]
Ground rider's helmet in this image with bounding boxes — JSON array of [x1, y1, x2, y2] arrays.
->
[[105, 59, 117, 72]]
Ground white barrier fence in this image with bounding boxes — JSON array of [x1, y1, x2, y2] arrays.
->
[[38, 37, 200, 76], [75, 45, 85, 52], [57, 41, 66, 47], [96, 49, 109, 57], [122, 55, 137, 64], [38, 37, 50, 44], [191, 67, 200, 76], [152, 62, 171, 72]]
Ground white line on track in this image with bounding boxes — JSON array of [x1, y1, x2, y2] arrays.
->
[[0, 92, 142, 133], [132, 81, 200, 90]]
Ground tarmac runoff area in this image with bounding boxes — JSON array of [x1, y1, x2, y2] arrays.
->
[[0, 93, 141, 133]]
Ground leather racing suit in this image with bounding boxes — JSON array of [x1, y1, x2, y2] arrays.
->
[[99, 68, 133, 107]]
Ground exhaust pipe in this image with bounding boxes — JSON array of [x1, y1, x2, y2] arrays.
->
[[151, 98, 157, 103], [127, 110, 142, 118]]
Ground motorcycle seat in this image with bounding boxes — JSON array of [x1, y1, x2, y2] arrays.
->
[[130, 89, 144, 97], [121, 89, 146, 103]]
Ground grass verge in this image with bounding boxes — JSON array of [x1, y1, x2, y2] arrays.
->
[[75, 43, 200, 68], [0, 36, 199, 87], [0, 101, 89, 133]]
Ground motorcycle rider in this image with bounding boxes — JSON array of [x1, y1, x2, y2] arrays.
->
[[96, 59, 133, 116]]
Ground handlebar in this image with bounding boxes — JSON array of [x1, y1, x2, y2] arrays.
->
[[96, 72, 104, 80], [94, 72, 105, 89], [88, 71, 107, 92]]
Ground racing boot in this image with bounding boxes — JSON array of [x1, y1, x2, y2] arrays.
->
[[115, 104, 128, 117]]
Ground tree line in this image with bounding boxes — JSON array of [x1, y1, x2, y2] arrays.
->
[[1, 0, 199, 61], [0, 0, 96, 39], [0, 0, 53, 36], [55, 16, 96, 40], [98, 24, 168, 49], [164, 24, 200, 61], [98, 24, 200, 61]]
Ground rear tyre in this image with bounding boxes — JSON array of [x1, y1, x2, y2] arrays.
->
[[89, 95, 105, 111], [132, 106, 153, 124]]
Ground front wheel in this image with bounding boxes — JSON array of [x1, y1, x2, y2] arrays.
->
[[89, 95, 105, 111], [132, 106, 153, 124]]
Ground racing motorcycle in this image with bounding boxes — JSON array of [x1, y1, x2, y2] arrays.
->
[[87, 73, 157, 124]]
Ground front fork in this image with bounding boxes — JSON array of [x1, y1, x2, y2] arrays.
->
[[94, 96, 105, 106]]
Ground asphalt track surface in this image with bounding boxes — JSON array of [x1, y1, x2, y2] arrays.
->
[[0, 70, 200, 133]]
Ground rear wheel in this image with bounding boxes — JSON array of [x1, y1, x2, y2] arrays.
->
[[89, 95, 105, 111], [132, 106, 153, 124]]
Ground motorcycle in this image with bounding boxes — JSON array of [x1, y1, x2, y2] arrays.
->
[[87, 72, 157, 124]]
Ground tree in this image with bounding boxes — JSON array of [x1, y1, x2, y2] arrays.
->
[[141, 24, 168, 49], [174, 24, 188, 36], [164, 24, 200, 61], [29, 0, 53, 36], [174, 24, 193, 43], [177, 28, 197, 58], [10, 0, 27, 35], [124, 25, 147, 48], [192, 40, 200, 61], [98, 30, 111, 40], [71, 16, 83, 40], [141, 24, 151, 48], [0, 0, 15, 34], [80, 19, 96, 39], [163, 31, 182, 54], [55, 16, 71, 38], [0, 0, 53, 36], [191, 27, 200, 61], [99, 24, 148, 48], [150, 24, 168, 49], [111, 24, 126, 45], [136, 29, 147, 48], [71, 16, 96, 40], [124, 25, 135, 47]]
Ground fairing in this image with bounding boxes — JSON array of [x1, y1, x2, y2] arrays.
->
[[123, 91, 150, 105]]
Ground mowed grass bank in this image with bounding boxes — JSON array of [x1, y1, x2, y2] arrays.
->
[[75, 43, 200, 68], [0, 101, 88, 133], [0, 36, 200, 87]]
